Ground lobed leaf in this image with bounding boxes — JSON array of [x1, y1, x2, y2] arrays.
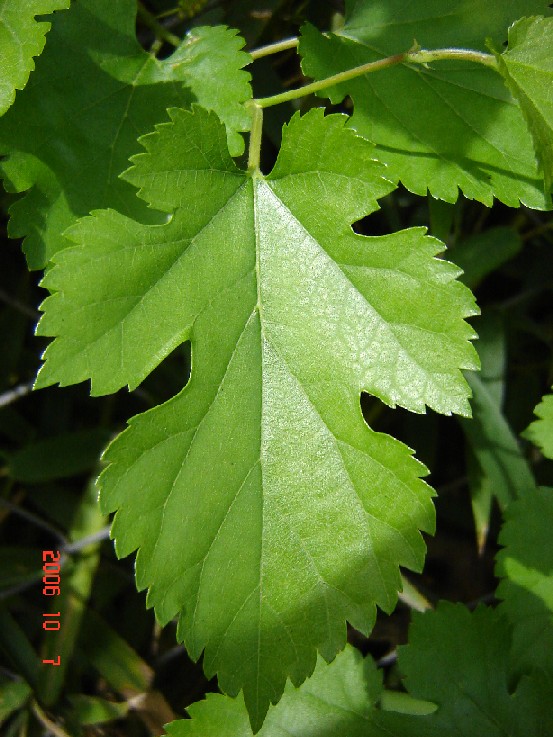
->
[[0, 0, 69, 117], [299, 0, 552, 207], [495, 16, 553, 199], [460, 371, 536, 509], [0, 0, 252, 269], [451, 227, 522, 291], [35, 106, 478, 729]]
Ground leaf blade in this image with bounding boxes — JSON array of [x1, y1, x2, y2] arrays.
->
[[36, 107, 478, 728]]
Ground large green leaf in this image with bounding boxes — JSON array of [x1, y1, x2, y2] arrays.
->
[[35, 106, 478, 729], [0, 0, 69, 116], [496, 487, 553, 676], [0, 0, 251, 269], [299, 0, 551, 207], [496, 16, 553, 196], [523, 389, 553, 459], [455, 312, 510, 550]]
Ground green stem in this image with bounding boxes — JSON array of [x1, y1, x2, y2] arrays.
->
[[250, 37, 299, 61], [247, 103, 264, 174], [254, 46, 497, 109], [137, 2, 181, 48], [408, 47, 497, 68]]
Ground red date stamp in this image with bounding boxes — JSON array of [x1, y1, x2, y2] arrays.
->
[[42, 550, 61, 666]]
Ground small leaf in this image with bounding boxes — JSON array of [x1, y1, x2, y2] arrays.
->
[[457, 312, 509, 549], [299, 1, 552, 207], [168, 25, 252, 156], [79, 610, 152, 695], [495, 16, 553, 199], [0, 0, 69, 116], [34, 106, 478, 728], [496, 487, 553, 676], [523, 389, 553, 458]]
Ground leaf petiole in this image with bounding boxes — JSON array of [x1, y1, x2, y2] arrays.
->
[[246, 101, 263, 174], [253, 46, 497, 109]]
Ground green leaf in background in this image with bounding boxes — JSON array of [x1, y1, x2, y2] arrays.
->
[[0, 679, 31, 724], [460, 371, 536, 509], [496, 16, 553, 198], [377, 603, 553, 736], [165, 646, 386, 737], [0, 0, 69, 117], [65, 694, 128, 726], [33, 105, 479, 728], [6, 428, 111, 483], [0, 0, 251, 269], [457, 312, 508, 550], [523, 389, 553, 458], [496, 487, 553, 676], [451, 227, 523, 290], [299, 1, 551, 207]]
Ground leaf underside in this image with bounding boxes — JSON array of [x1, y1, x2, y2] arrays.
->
[[299, 0, 552, 207], [35, 106, 479, 729], [0, 0, 251, 269]]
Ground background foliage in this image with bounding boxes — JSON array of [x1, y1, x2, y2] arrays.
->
[[0, 1, 552, 735]]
